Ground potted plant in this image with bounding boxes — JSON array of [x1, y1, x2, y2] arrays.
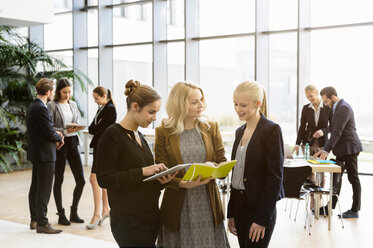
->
[[0, 26, 92, 173]]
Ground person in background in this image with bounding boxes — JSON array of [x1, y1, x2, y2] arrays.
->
[[293, 85, 332, 155], [292, 85, 332, 210], [315, 86, 362, 218], [47, 78, 86, 226], [96, 80, 176, 248], [27, 78, 64, 234], [86, 86, 117, 229], [155, 82, 230, 248], [228, 81, 284, 248]]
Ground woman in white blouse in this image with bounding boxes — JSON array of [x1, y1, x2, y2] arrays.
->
[[47, 78, 86, 226], [292, 85, 332, 210]]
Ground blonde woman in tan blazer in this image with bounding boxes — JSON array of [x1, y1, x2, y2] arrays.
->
[[155, 82, 230, 248]]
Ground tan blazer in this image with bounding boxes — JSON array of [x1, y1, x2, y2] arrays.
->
[[154, 121, 226, 231]]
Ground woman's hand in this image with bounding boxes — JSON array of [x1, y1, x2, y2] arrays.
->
[[157, 171, 178, 184], [67, 126, 80, 133], [249, 222, 266, 243], [178, 175, 212, 189], [142, 163, 168, 177], [228, 218, 237, 236], [292, 145, 299, 155]]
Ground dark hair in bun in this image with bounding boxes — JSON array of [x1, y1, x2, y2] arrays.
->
[[124, 80, 140, 96], [124, 79, 161, 110]]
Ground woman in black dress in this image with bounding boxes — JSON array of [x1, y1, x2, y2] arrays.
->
[[96, 80, 176, 248], [86, 86, 117, 229]]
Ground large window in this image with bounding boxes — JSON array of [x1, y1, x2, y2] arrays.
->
[[44, 13, 72, 50], [268, 33, 297, 145], [269, 0, 297, 30], [37, 0, 373, 171], [87, 49, 99, 124], [167, 42, 185, 90], [199, 37, 255, 129], [167, 0, 184, 40], [113, 45, 153, 118], [311, 0, 373, 27], [87, 9, 98, 47], [113, 3, 152, 44], [310, 26, 373, 142], [199, 0, 255, 36]]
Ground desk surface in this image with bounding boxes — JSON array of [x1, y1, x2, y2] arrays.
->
[[284, 159, 342, 173]]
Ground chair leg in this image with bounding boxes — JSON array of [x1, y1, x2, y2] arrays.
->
[[306, 195, 311, 235], [335, 194, 345, 229], [285, 199, 288, 212], [294, 200, 301, 222], [304, 197, 308, 229], [289, 200, 293, 218]]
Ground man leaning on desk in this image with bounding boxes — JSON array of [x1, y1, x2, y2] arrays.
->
[[314, 86, 362, 219]]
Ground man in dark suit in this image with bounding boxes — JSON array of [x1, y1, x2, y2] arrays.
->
[[315, 86, 362, 218], [27, 78, 65, 233]]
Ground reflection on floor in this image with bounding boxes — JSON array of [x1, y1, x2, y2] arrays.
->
[[0, 156, 372, 248], [0, 219, 117, 248]]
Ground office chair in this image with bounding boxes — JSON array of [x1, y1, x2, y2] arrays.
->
[[283, 165, 313, 235], [303, 159, 345, 229]]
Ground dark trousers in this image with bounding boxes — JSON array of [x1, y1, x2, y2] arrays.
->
[[53, 136, 85, 212], [112, 215, 159, 248], [231, 189, 276, 248], [28, 162, 55, 226], [332, 153, 361, 212]]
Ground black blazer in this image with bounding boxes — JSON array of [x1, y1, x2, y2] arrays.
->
[[227, 114, 285, 227], [26, 98, 62, 163], [324, 99, 363, 157], [296, 103, 332, 147], [88, 102, 117, 148]]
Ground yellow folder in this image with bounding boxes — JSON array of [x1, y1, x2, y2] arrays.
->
[[182, 160, 237, 181]]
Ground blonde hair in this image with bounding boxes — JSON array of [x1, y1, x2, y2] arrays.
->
[[234, 81, 267, 117], [163, 82, 207, 135], [305, 85, 318, 94], [124, 79, 160, 110]]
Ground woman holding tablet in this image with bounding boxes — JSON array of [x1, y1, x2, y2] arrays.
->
[[96, 80, 175, 248], [47, 78, 85, 226]]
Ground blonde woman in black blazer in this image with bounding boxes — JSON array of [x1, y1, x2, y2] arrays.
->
[[228, 81, 284, 248]]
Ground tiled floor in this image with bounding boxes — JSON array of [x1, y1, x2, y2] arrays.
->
[[0, 219, 117, 248], [1, 154, 372, 248]]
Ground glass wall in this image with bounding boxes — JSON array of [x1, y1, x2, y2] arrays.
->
[[199, 0, 255, 36], [44, 13, 73, 50], [268, 33, 297, 144], [113, 45, 153, 119], [34, 0, 373, 172], [310, 26, 373, 142], [199, 37, 255, 129]]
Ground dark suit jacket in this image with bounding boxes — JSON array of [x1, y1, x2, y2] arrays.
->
[[26, 98, 62, 163], [227, 114, 285, 227], [324, 99, 363, 157], [88, 102, 116, 148], [296, 103, 332, 147]]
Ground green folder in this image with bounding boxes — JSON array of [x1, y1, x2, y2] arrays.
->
[[182, 160, 237, 181]]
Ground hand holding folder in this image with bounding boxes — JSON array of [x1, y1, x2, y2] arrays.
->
[[182, 160, 237, 181]]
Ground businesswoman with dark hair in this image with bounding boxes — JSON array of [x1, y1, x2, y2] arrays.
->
[[228, 81, 284, 248], [47, 78, 86, 226], [96, 80, 176, 248], [86, 86, 117, 229]]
